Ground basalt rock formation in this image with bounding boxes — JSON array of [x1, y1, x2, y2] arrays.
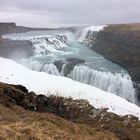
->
[[54, 58, 85, 76]]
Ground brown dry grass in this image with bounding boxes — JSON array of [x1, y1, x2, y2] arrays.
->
[[105, 23, 140, 33], [0, 104, 119, 140]]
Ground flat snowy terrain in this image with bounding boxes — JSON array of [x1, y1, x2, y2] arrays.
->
[[0, 57, 140, 119]]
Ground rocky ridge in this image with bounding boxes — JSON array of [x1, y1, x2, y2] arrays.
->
[[0, 82, 140, 140]]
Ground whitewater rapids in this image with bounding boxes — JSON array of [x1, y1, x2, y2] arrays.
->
[[0, 57, 140, 119], [3, 26, 138, 104]]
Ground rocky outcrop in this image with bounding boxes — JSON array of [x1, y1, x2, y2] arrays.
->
[[0, 22, 16, 35], [0, 82, 140, 140], [66, 58, 85, 63], [63, 58, 85, 76], [54, 60, 64, 72], [54, 58, 85, 76], [91, 24, 140, 83], [0, 22, 67, 36], [0, 82, 94, 119], [88, 24, 140, 103], [0, 22, 31, 35]]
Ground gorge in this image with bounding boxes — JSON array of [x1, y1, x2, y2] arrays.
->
[[2, 24, 139, 105]]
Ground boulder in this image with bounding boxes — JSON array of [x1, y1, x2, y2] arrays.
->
[[66, 58, 85, 64], [53, 60, 64, 72], [54, 58, 85, 76]]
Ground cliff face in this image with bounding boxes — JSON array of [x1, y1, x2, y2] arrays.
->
[[0, 23, 33, 59], [0, 22, 16, 35], [91, 24, 140, 83], [0, 22, 31, 36]]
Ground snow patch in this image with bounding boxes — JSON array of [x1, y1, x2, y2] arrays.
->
[[70, 65, 136, 103], [0, 57, 140, 119]]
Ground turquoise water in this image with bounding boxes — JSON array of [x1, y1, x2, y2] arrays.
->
[[3, 30, 137, 104], [3, 30, 125, 73]]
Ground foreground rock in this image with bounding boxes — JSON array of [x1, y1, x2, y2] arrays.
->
[[0, 82, 93, 119], [0, 82, 140, 140]]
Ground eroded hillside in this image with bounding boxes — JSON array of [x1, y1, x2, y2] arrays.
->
[[0, 82, 140, 140]]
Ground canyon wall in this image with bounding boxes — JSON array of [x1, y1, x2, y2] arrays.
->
[[90, 24, 140, 102]]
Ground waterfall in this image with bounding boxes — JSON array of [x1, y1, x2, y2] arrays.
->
[[41, 63, 60, 75], [23, 60, 60, 76], [3, 32, 71, 56], [69, 65, 136, 104], [61, 64, 67, 76], [25, 61, 137, 104], [76, 25, 106, 44], [3, 29, 138, 105], [31, 35, 69, 55]]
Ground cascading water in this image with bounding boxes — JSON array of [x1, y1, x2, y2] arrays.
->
[[3, 27, 138, 104], [69, 65, 136, 103], [75, 25, 107, 47]]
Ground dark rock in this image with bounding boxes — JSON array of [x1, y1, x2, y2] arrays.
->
[[54, 58, 85, 76], [0, 22, 31, 35], [0, 82, 94, 119], [91, 24, 140, 83], [10, 84, 29, 93], [66, 58, 85, 64], [63, 62, 76, 76], [86, 24, 140, 104], [54, 60, 64, 72], [62, 58, 85, 76], [0, 82, 37, 110], [64, 58, 85, 77]]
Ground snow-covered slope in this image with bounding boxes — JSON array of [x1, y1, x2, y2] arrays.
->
[[0, 57, 140, 119]]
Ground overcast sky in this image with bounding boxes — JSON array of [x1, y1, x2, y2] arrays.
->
[[0, 0, 140, 27]]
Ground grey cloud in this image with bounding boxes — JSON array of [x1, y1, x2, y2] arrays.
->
[[0, 0, 140, 27]]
